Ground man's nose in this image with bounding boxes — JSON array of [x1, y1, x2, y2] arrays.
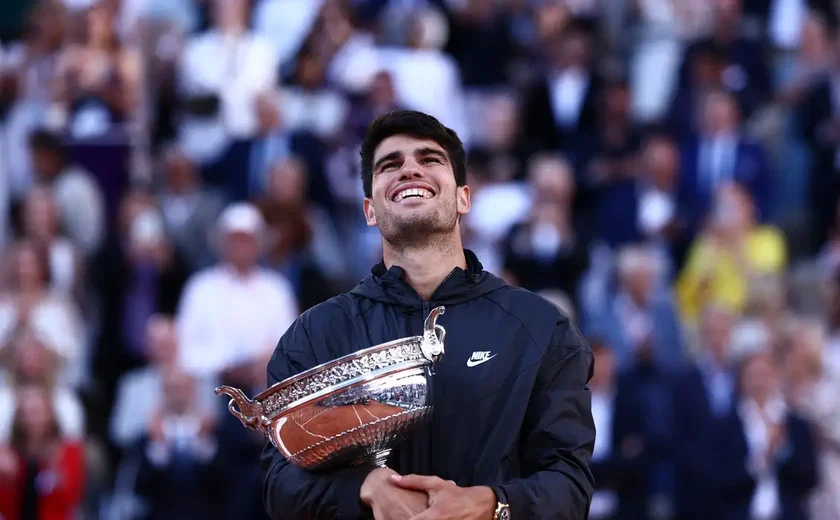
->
[[399, 159, 424, 180]]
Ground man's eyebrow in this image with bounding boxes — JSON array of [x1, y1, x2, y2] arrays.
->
[[415, 148, 448, 162], [373, 151, 403, 172]]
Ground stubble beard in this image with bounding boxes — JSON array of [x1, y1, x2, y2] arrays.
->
[[377, 196, 459, 249]]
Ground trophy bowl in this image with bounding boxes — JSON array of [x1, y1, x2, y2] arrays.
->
[[216, 306, 446, 472]]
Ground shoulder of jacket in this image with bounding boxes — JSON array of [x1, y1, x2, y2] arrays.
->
[[295, 293, 358, 328], [484, 285, 566, 322]]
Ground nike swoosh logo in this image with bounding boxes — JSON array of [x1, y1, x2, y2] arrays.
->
[[466, 354, 497, 368]]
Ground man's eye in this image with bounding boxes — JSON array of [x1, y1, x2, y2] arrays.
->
[[381, 163, 398, 171], [421, 157, 441, 164]]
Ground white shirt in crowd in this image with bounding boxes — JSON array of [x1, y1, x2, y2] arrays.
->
[[589, 388, 618, 519], [740, 395, 787, 520], [251, 0, 323, 68], [177, 29, 279, 161], [53, 166, 106, 255], [175, 265, 298, 379]]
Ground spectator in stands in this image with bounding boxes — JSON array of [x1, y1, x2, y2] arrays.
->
[[20, 186, 83, 305], [0, 327, 85, 444], [91, 201, 189, 432], [176, 0, 279, 171], [52, 1, 140, 139], [676, 182, 786, 327], [584, 78, 644, 249], [0, 241, 85, 389], [133, 367, 224, 520], [25, 129, 105, 255], [502, 154, 590, 304], [672, 304, 740, 519], [635, 133, 688, 268], [733, 349, 818, 520], [520, 19, 600, 155], [782, 318, 840, 520], [676, 0, 771, 119], [256, 156, 345, 310], [109, 315, 216, 454], [587, 244, 684, 374], [156, 144, 226, 272], [0, 383, 85, 520], [678, 90, 771, 236], [175, 202, 298, 382]]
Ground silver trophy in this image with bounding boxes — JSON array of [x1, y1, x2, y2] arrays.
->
[[216, 306, 446, 471]]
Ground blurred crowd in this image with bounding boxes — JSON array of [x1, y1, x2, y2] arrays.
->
[[1, 0, 840, 518]]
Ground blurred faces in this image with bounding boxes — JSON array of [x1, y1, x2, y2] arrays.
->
[[6, 242, 47, 293], [267, 157, 307, 205], [364, 135, 470, 247], [528, 156, 575, 204], [213, 0, 249, 32], [702, 91, 740, 136], [741, 351, 780, 405], [87, 4, 114, 46], [701, 305, 734, 362], [161, 368, 195, 415], [146, 316, 178, 366], [164, 148, 198, 194], [711, 182, 754, 237], [15, 385, 55, 443], [12, 333, 58, 384], [482, 94, 518, 151], [590, 344, 615, 390], [22, 187, 60, 243], [223, 231, 261, 271], [641, 137, 679, 190], [369, 72, 397, 109], [618, 248, 658, 306], [30, 147, 63, 179]]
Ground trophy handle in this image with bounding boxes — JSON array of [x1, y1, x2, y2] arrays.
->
[[420, 306, 446, 363], [216, 385, 264, 431]]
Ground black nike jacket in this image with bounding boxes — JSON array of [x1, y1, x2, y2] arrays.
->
[[260, 250, 595, 519]]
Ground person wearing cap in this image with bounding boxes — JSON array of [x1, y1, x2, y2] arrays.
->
[[174, 202, 298, 385]]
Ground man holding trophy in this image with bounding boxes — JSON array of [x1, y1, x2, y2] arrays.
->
[[239, 110, 595, 519]]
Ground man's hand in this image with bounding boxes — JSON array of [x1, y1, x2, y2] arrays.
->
[[390, 474, 497, 520], [360, 468, 429, 520]]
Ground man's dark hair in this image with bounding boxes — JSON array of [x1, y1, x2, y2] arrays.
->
[[359, 110, 467, 198]]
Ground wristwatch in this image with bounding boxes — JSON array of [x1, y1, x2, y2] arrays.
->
[[491, 486, 511, 520]]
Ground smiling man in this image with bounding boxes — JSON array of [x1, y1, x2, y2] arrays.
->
[[261, 110, 595, 520]]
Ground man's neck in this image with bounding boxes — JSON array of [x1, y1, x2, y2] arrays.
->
[[382, 236, 467, 301]]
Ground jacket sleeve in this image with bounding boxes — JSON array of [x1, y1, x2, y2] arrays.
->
[[261, 318, 374, 520], [494, 318, 596, 519]]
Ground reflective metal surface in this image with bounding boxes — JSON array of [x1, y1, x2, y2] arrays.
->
[[216, 306, 446, 471]]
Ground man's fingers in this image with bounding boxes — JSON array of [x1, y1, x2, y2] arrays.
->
[[390, 474, 447, 491]]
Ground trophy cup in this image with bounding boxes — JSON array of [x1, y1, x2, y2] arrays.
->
[[216, 306, 446, 471]]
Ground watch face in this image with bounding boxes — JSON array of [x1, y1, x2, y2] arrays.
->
[[499, 507, 511, 520]]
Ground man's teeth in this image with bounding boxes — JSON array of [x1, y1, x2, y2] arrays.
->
[[394, 188, 433, 202]]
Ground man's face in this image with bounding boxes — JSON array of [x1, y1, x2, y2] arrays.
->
[[223, 231, 260, 270], [364, 135, 469, 245], [30, 149, 61, 178]]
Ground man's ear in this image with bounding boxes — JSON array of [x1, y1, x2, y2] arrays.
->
[[456, 185, 471, 216], [363, 198, 377, 227]]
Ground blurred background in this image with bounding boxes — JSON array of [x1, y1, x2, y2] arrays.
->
[[1, 0, 840, 518]]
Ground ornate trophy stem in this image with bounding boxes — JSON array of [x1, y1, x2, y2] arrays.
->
[[420, 306, 446, 363], [352, 449, 392, 468]]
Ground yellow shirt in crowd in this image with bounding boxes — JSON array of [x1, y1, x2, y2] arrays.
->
[[676, 226, 787, 325]]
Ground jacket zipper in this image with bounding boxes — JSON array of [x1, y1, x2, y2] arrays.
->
[[420, 268, 456, 476]]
